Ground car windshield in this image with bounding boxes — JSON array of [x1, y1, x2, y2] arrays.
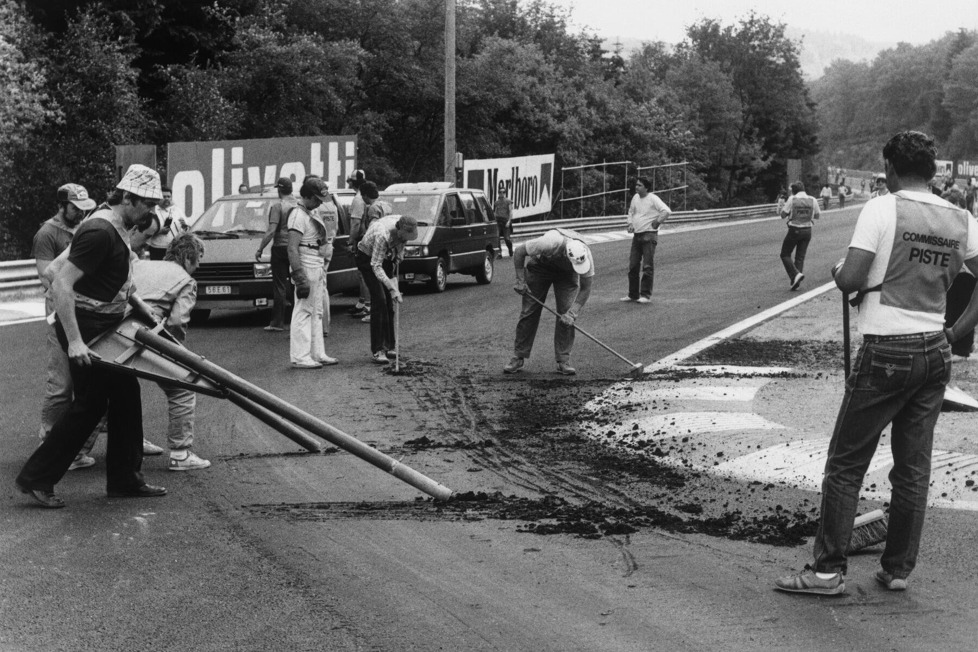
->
[[192, 198, 272, 236], [379, 194, 441, 226]]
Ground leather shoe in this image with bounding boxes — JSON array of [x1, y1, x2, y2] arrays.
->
[[107, 484, 167, 498], [503, 357, 524, 374], [16, 480, 65, 509], [556, 362, 577, 376]]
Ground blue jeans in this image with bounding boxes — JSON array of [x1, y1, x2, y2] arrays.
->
[[780, 227, 811, 281], [813, 332, 950, 578], [356, 252, 396, 354], [514, 265, 578, 363], [270, 245, 292, 328], [627, 232, 657, 300]]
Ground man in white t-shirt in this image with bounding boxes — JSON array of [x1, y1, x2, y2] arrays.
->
[[620, 177, 670, 304], [776, 131, 978, 596]]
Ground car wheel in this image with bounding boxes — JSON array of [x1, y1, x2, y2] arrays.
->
[[428, 257, 448, 293], [189, 309, 210, 325], [475, 249, 494, 284]]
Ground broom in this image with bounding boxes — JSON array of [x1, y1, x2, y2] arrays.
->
[[847, 509, 888, 553]]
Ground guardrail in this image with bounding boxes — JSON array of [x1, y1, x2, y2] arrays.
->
[[513, 203, 779, 237], [0, 260, 42, 300]]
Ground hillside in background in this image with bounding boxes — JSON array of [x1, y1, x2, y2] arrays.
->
[[606, 28, 895, 80]]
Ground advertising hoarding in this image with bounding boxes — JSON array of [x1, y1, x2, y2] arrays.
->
[[168, 135, 357, 220], [463, 154, 554, 220]]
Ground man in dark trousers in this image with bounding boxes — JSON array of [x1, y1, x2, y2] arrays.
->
[[779, 181, 821, 291], [256, 177, 296, 331], [16, 165, 168, 508], [504, 228, 594, 376], [775, 131, 978, 595]]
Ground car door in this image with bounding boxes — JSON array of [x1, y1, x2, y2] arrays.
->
[[441, 192, 470, 271], [454, 192, 484, 269]]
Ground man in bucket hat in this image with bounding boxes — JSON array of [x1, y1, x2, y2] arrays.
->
[[16, 165, 168, 508], [504, 228, 594, 375]]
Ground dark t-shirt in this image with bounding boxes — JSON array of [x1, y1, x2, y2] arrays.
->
[[32, 217, 74, 261], [65, 215, 132, 340]]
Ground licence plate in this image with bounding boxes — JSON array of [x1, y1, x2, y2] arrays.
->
[[403, 273, 415, 280], [204, 285, 231, 295]]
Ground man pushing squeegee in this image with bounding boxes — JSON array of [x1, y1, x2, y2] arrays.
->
[[502, 228, 644, 377]]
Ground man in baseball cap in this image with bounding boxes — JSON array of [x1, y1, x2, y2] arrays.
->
[[505, 228, 594, 375], [57, 183, 97, 212]]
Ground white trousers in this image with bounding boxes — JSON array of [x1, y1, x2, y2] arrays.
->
[[290, 264, 326, 364]]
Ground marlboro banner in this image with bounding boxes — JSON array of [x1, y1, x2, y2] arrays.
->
[[168, 135, 357, 221], [463, 154, 555, 220]]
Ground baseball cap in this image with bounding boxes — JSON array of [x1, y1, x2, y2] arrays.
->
[[57, 183, 96, 211], [300, 177, 329, 201], [565, 239, 591, 274], [347, 169, 365, 183], [274, 176, 293, 193], [874, 173, 886, 181], [116, 164, 163, 200]]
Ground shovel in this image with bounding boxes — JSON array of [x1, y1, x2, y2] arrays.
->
[[516, 287, 645, 377]]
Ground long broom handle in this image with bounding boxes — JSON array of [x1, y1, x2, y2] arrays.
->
[[132, 327, 454, 501], [517, 288, 640, 368], [842, 293, 851, 377]]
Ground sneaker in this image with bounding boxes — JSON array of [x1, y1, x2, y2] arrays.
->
[[774, 567, 845, 595], [315, 355, 339, 365], [68, 454, 96, 471], [263, 325, 284, 332], [168, 450, 211, 471], [361, 314, 371, 323], [372, 351, 390, 364], [951, 354, 971, 364], [619, 296, 637, 302], [790, 273, 805, 291], [503, 357, 524, 374], [875, 570, 908, 591], [556, 362, 577, 376], [385, 350, 398, 360], [636, 297, 651, 304], [291, 361, 323, 369], [143, 439, 164, 456], [347, 302, 367, 315]]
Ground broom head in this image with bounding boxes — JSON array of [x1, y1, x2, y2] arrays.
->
[[847, 509, 888, 554]]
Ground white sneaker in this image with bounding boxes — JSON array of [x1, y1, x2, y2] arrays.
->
[[168, 450, 211, 471], [143, 439, 164, 455], [68, 454, 96, 471], [315, 355, 339, 365], [636, 297, 651, 304]]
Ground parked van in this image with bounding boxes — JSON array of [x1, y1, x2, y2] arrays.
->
[[380, 182, 498, 292]]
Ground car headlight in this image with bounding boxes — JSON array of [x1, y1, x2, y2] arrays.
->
[[254, 263, 272, 278], [403, 245, 427, 258]]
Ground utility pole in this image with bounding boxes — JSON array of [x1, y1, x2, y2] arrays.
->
[[444, 0, 456, 184]]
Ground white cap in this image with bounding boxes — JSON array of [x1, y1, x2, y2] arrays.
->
[[116, 164, 163, 200], [565, 239, 591, 275]]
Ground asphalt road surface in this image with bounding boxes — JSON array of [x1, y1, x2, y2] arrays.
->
[[3, 206, 976, 651]]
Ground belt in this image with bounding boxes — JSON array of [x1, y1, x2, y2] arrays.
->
[[298, 242, 321, 249], [862, 331, 944, 343]]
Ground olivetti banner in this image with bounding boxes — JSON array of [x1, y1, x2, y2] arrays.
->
[[168, 135, 357, 220], [463, 154, 555, 220]]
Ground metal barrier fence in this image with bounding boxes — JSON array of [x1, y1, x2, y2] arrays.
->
[[1, 202, 783, 300]]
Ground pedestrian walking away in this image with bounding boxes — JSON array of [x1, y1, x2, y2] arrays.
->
[[775, 131, 978, 595], [494, 188, 514, 257], [256, 177, 296, 331], [779, 181, 821, 291], [620, 177, 670, 304], [16, 164, 169, 508], [505, 228, 594, 375], [132, 233, 212, 471], [356, 215, 418, 363]]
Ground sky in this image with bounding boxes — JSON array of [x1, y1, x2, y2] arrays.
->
[[547, 0, 978, 45]]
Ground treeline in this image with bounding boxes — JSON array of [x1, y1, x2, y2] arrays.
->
[[811, 29, 978, 171], [0, 0, 819, 258]]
